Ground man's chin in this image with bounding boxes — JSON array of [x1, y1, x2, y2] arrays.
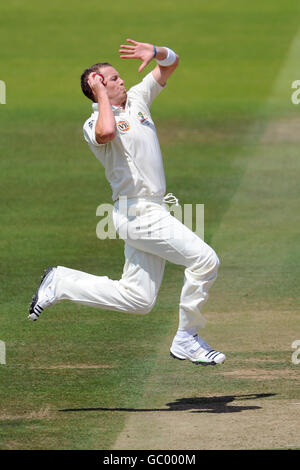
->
[[112, 91, 127, 108], [122, 92, 127, 106]]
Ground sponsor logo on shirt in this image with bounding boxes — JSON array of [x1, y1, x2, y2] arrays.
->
[[117, 120, 130, 132], [137, 111, 150, 125]]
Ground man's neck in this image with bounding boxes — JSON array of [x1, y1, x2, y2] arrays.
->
[[111, 99, 126, 110]]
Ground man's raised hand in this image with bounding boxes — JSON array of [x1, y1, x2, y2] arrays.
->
[[88, 73, 106, 102], [119, 39, 155, 73]]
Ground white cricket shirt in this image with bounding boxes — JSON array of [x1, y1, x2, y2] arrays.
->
[[83, 72, 166, 201]]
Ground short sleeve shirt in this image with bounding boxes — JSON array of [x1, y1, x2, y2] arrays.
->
[[83, 72, 166, 201]]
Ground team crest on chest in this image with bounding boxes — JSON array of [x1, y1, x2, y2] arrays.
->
[[117, 120, 130, 132]]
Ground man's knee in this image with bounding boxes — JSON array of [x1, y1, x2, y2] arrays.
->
[[209, 249, 220, 269], [135, 295, 157, 314], [204, 248, 220, 273], [127, 293, 157, 315], [191, 247, 220, 274]]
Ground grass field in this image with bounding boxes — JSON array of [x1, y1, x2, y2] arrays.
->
[[0, 0, 300, 450]]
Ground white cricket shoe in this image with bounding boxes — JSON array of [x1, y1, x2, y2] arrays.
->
[[28, 267, 56, 321], [170, 334, 226, 366]]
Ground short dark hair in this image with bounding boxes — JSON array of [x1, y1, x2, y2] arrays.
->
[[80, 62, 112, 102]]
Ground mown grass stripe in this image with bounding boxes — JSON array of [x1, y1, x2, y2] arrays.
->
[[111, 20, 300, 451]]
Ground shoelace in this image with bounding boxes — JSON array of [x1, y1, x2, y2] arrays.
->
[[163, 193, 179, 206]]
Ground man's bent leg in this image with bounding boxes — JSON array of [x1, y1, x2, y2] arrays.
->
[[55, 244, 165, 314], [177, 241, 219, 332], [31, 243, 165, 318], [122, 202, 219, 331]]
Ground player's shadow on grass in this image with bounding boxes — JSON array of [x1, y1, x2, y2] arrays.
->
[[60, 393, 275, 414]]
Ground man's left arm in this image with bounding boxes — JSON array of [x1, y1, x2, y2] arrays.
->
[[119, 39, 179, 86]]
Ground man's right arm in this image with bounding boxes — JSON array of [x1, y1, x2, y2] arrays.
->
[[88, 74, 116, 144]]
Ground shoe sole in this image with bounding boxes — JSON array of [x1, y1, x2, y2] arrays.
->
[[28, 267, 54, 321], [170, 351, 224, 366]]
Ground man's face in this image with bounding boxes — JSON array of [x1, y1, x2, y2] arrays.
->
[[98, 66, 127, 107]]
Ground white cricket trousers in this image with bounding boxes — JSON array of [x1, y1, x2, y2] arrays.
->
[[54, 197, 220, 332]]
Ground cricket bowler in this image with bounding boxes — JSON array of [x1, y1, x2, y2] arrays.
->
[[28, 39, 226, 366]]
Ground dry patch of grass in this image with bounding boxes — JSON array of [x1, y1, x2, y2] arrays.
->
[[260, 117, 300, 143], [222, 368, 299, 381], [29, 364, 114, 370], [0, 406, 52, 422], [204, 310, 299, 353], [112, 399, 300, 450]]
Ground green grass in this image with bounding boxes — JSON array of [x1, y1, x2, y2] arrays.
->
[[1, 0, 300, 450]]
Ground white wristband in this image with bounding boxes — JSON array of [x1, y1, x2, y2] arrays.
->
[[156, 47, 177, 67]]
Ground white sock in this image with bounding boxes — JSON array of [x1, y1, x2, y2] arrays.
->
[[175, 328, 197, 339], [44, 268, 57, 303]]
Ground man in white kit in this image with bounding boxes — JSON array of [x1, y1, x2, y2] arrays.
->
[[28, 39, 225, 366]]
